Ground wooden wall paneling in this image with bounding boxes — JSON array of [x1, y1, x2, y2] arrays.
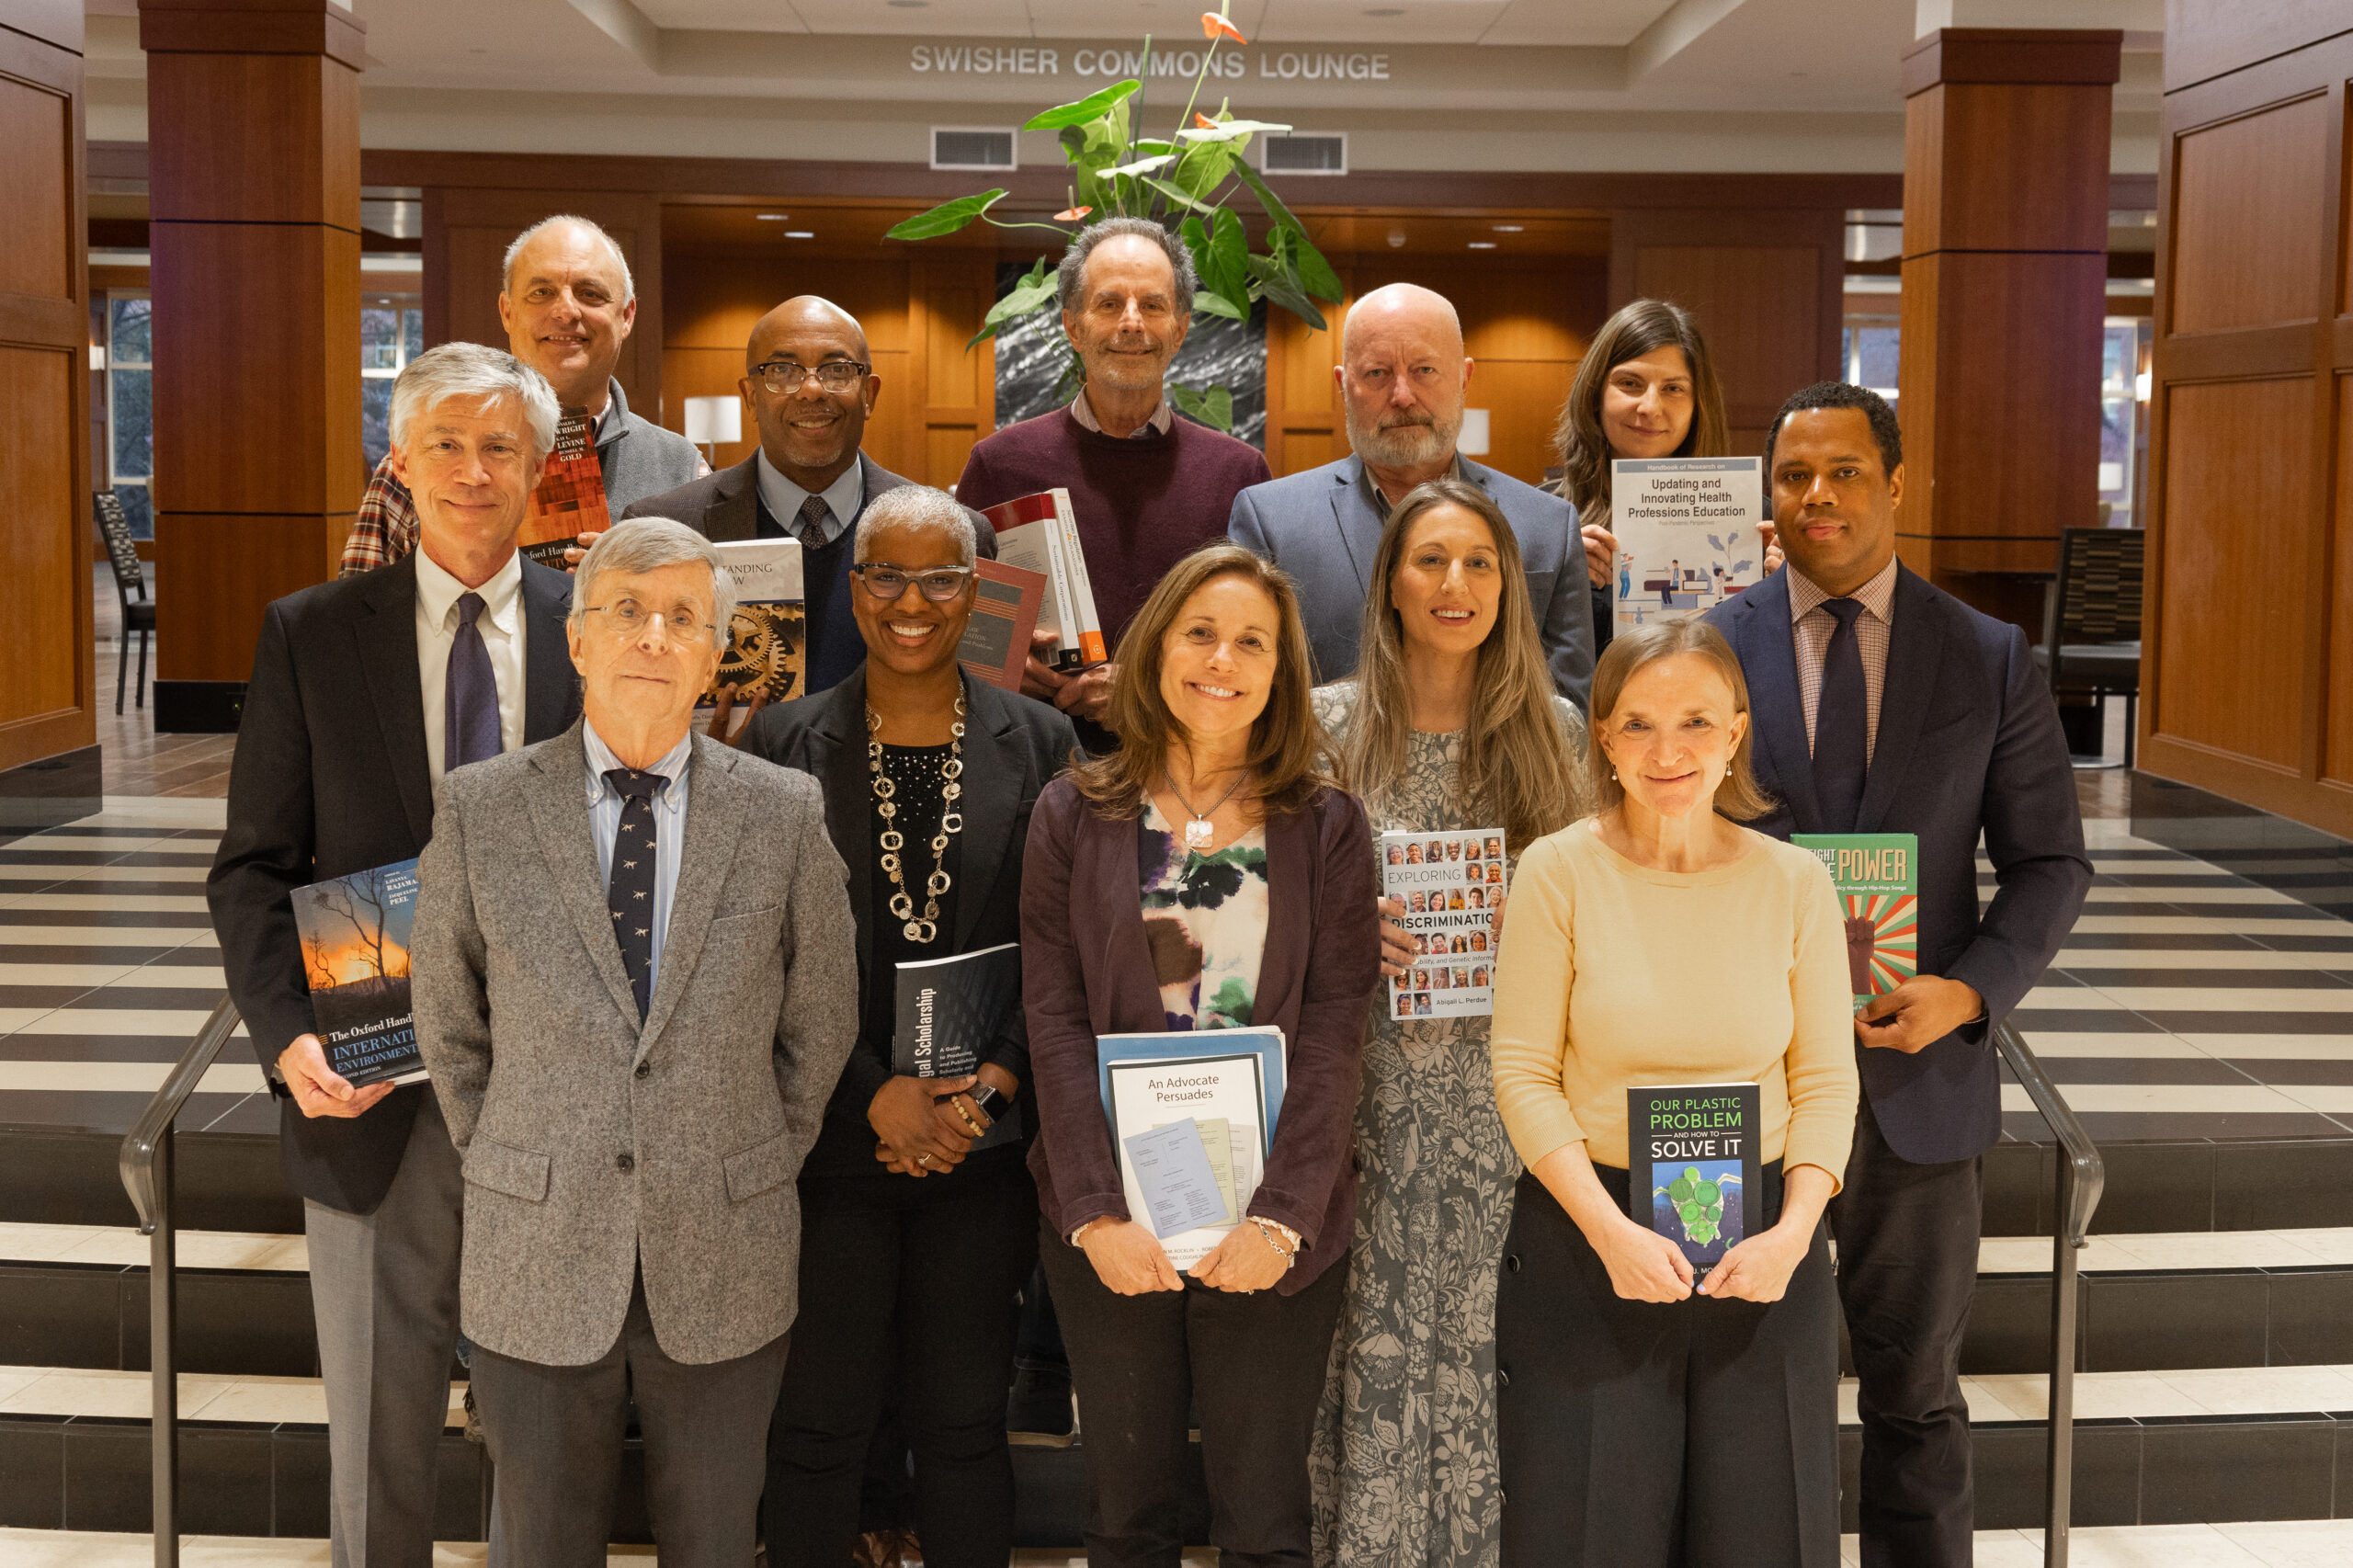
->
[[425, 187, 663, 420], [1262, 263, 1351, 479], [2168, 93, 2330, 335], [911, 250, 995, 490], [2328, 374, 2353, 790], [0, 17, 95, 777]]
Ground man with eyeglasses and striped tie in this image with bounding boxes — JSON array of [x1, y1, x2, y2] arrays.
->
[[210, 341, 585, 1568], [623, 295, 996, 707]]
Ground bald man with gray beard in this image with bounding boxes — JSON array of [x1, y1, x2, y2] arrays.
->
[[623, 295, 995, 698]]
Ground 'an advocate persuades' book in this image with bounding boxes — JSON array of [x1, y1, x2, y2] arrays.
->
[[983, 490, 1106, 671], [290, 858, 426, 1088], [1791, 833, 1919, 1009], [1628, 1083, 1760, 1281], [894, 941, 1023, 1150], [515, 407, 612, 568]]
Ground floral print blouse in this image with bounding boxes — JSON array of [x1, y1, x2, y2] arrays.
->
[[1137, 800, 1270, 1032]]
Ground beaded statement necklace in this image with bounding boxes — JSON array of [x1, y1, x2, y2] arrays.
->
[[869, 694, 965, 943]]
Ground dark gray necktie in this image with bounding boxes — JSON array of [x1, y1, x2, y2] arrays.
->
[[604, 767, 666, 1021], [1813, 597, 1869, 834], [446, 592, 501, 768], [793, 492, 832, 550]]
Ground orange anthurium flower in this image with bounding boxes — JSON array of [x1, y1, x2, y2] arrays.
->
[[1200, 12, 1246, 43], [1194, 113, 1219, 130], [1055, 206, 1094, 222]]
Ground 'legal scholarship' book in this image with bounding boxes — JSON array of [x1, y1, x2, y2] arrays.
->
[[893, 941, 1024, 1151], [290, 858, 426, 1088], [1791, 833, 1920, 1009], [515, 407, 612, 568], [983, 490, 1107, 672], [1627, 1082, 1762, 1282], [1609, 456, 1767, 636], [699, 538, 806, 718], [1097, 1028, 1287, 1269], [1381, 828, 1507, 1021], [956, 558, 1048, 691]]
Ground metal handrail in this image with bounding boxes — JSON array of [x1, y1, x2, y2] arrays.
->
[[118, 995, 244, 1568], [1992, 1019, 2106, 1568]]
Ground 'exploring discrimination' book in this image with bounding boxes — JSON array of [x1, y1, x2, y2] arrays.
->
[[1627, 1082, 1761, 1282], [956, 558, 1048, 691], [1791, 833, 1920, 1009], [983, 490, 1107, 671], [1097, 1028, 1287, 1268], [893, 941, 1023, 1150], [291, 858, 427, 1088], [1608, 456, 1766, 636], [699, 538, 806, 722], [1381, 828, 1506, 1020], [515, 407, 612, 568]]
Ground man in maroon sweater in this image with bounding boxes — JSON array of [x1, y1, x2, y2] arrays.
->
[[954, 218, 1272, 745]]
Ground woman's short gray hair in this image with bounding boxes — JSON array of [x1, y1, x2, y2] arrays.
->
[[570, 517, 736, 635], [1055, 217, 1197, 319], [389, 342, 562, 464], [854, 485, 977, 567]]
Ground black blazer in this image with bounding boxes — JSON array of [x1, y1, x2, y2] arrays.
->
[[1704, 563, 2092, 1165], [207, 554, 582, 1214], [742, 665, 1078, 1165]]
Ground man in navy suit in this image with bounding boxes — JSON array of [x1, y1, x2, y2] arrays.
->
[[1226, 282, 1594, 707], [1704, 383, 2091, 1568]]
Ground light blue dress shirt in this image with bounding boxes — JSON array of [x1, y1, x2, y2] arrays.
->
[[755, 449, 863, 545], [582, 723, 693, 998]]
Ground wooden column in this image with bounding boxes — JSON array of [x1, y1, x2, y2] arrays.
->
[[1895, 27, 2121, 631], [141, 0, 362, 732], [0, 0, 99, 829]]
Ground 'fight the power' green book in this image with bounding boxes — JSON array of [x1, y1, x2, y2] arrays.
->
[[1791, 833, 1919, 1010]]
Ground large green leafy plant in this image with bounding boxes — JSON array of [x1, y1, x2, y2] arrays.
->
[[886, 6, 1344, 435]]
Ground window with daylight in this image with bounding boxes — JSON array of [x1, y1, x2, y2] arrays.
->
[[104, 294, 154, 540], [361, 298, 426, 471]]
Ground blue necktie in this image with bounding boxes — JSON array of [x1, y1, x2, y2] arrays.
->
[[604, 767, 666, 1020], [1814, 597, 1869, 834], [445, 592, 501, 769]]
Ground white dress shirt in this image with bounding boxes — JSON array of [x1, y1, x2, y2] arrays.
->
[[415, 545, 527, 785], [756, 450, 863, 546], [582, 722, 693, 994]]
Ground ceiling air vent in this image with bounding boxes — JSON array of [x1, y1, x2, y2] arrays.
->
[[1261, 132, 1347, 176], [931, 128, 1017, 171]]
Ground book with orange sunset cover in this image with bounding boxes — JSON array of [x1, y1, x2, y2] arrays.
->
[[291, 858, 426, 1087]]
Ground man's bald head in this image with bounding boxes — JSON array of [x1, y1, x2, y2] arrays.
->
[[738, 295, 880, 492], [1342, 283, 1463, 359], [1336, 283, 1472, 480]]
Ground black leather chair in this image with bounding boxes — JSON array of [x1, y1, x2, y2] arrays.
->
[[96, 490, 157, 714], [2031, 525, 2143, 767]]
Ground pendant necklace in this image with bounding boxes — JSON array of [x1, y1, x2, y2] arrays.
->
[[1163, 765, 1248, 852], [870, 694, 965, 942]]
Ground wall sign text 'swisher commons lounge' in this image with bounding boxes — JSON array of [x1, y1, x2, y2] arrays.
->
[[909, 45, 1393, 81]]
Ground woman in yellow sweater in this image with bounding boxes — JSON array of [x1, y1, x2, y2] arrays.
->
[[1489, 619, 1858, 1568]]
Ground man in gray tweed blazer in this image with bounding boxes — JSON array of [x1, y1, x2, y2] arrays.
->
[[413, 517, 857, 1568]]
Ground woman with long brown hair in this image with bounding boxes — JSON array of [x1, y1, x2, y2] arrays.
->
[[1552, 299, 1762, 653], [1306, 478, 1587, 1568], [1020, 542, 1381, 1568]]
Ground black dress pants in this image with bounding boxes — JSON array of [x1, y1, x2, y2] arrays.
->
[[1039, 1220, 1350, 1568], [1496, 1164, 1840, 1568], [1829, 1094, 1984, 1568], [764, 1166, 1039, 1568]]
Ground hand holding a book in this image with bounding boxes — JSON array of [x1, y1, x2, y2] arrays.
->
[[1535, 1142, 1693, 1302], [1078, 1218, 1184, 1294], [869, 1073, 978, 1176], [1188, 1220, 1294, 1294], [1052, 662, 1117, 722], [278, 1034, 396, 1119], [702, 682, 771, 748], [1698, 1164, 1834, 1304], [1020, 630, 1071, 706], [1580, 522, 1618, 588], [1756, 519, 1784, 576], [1854, 973, 1984, 1054], [1377, 895, 1414, 978], [560, 529, 606, 574]]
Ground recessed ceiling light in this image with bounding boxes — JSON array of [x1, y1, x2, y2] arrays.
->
[[1492, 224, 1523, 233], [1364, 6, 1405, 14], [1468, 241, 1497, 249], [756, 213, 790, 221], [785, 231, 815, 239], [888, 1, 928, 7]]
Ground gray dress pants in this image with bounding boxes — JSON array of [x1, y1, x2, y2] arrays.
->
[[303, 1090, 469, 1568]]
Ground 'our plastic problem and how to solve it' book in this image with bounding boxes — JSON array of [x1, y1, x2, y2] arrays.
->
[[1627, 1082, 1761, 1283], [1790, 833, 1920, 1010], [893, 941, 1024, 1151], [515, 407, 612, 568], [983, 490, 1106, 672], [1381, 828, 1506, 1022], [1608, 456, 1766, 637], [1097, 1028, 1287, 1269], [290, 858, 427, 1088]]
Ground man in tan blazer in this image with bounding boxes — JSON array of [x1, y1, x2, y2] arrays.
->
[[412, 517, 857, 1568]]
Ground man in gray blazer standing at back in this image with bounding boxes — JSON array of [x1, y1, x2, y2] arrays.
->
[[1227, 281, 1595, 708], [412, 517, 858, 1568]]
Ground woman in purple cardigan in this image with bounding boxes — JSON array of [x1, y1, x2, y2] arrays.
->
[[1020, 542, 1382, 1568]]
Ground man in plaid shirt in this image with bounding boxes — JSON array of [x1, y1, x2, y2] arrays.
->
[[341, 214, 704, 576]]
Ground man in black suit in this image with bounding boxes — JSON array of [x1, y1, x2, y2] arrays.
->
[[209, 342, 584, 1568], [622, 296, 993, 700], [1705, 383, 2092, 1568]]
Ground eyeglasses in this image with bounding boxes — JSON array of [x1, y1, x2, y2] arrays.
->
[[850, 563, 974, 603], [753, 360, 870, 396], [581, 599, 717, 643]]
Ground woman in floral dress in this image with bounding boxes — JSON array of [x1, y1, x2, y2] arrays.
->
[[1309, 479, 1589, 1568]]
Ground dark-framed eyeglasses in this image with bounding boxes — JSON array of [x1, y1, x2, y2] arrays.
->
[[753, 359, 870, 397], [850, 563, 974, 603]]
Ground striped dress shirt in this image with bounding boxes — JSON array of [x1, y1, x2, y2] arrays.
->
[[1787, 555, 1898, 765], [582, 723, 693, 998]]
